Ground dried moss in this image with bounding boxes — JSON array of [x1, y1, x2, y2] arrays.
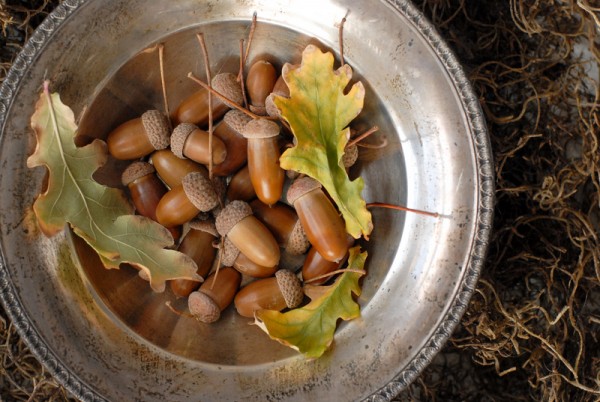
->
[[1, 0, 599, 401]]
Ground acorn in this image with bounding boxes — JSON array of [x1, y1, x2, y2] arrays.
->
[[241, 118, 285, 206], [220, 237, 277, 278], [234, 269, 303, 318], [226, 164, 256, 202], [188, 267, 241, 323], [211, 110, 251, 176], [250, 200, 310, 255], [287, 177, 348, 263], [215, 200, 280, 268], [121, 161, 181, 241], [149, 149, 208, 189], [171, 123, 227, 166], [265, 65, 294, 118], [302, 235, 355, 285], [246, 59, 277, 116], [170, 220, 218, 298], [155, 171, 219, 228], [107, 109, 170, 160], [174, 72, 244, 126]]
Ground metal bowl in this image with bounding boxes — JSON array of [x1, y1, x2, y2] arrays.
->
[[0, 0, 493, 400]]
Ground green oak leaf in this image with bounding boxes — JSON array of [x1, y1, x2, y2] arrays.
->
[[254, 246, 367, 358], [274, 44, 373, 239], [27, 83, 201, 292]]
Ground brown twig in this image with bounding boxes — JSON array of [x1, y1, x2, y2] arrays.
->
[[347, 125, 379, 148], [367, 202, 439, 218], [157, 43, 171, 131], [304, 269, 366, 284], [196, 33, 214, 180]]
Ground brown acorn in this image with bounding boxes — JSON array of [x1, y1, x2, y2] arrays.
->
[[107, 110, 170, 160], [250, 200, 309, 255], [170, 220, 218, 298], [174, 73, 244, 126], [234, 269, 303, 318], [121, 161, 181, 241], [215, 200, 280, 268], [220, 237, 277, 278], [226, 165, 256, 202], [149, 149, 208, 189], [171, 123, 227, 166], [241, 118, 285, 206], [246, 59, 277, 116], [287, 177, 348, 263], [188, 267, 241, 323], [155, 171, 219, 228], [302, 235, 355, 285], [211, 110, 251, 176]]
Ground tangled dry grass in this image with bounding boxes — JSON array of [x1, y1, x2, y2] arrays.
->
[[1, 0, 599, 401]]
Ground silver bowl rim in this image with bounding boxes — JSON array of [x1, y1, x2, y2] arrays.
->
[[0, 0, 494, 400]]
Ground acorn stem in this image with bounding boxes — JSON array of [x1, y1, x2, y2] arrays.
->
[[196, 33, 214, 180], [304, 268, 366, 284], [367, 202, 439, 217], [158, 43, 172, 132], [244, 12, 258, 64], [238, 39, 249, 108], [347, 125, 379, 148]]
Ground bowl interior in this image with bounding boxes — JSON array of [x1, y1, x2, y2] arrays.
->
[[73, 21, 403, 365]]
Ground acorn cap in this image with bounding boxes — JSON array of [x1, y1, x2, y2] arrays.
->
[[211, 176, 227, 202], [249, 104, 267, 116], [188, 219, 218, 237], [264, 93, 280, 118], [212, 73, 244, 108], [223, 109, 253, 134], [141, 110, 170, 150], [343, 143, 359, 168], [241, 118, 280, 139], [188, 291, 220, 323], [182, 172, 220, 212], [275, 269, 303, 309], [220, 237, 240, 266], [170, 123, 197, 159], [287, 176, 321, 205], [285, 219, 310, 255], [215, 200, 253, 236], [121, 161, 155, 186]]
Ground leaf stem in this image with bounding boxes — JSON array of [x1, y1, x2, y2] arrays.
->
[[338, 13, 348, 66], [367, 202, 439, 218]]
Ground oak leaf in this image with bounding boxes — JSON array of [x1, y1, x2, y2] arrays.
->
[[254, 246, 367, 358], [27, 83, 201, 292], [275, 45, 373, 239]]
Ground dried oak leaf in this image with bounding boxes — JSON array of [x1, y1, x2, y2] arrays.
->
[[254, 246, 367, 358], [27, 83, 200, 292], [275, 44, 373, 239]]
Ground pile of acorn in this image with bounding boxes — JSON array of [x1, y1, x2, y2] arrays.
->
[[106, 57, 358, 323]]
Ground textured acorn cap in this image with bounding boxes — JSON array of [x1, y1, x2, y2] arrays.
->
[[121, 161, 155, 186], [188, 291, 220, 323], [182, 172, 219, 212], [223, 109, 253, 134], [188, 219, 218, 237], [170, 123, 197, 159], [211, 176, 227, 202], [285, 219, 310, 255], [275, 269, 303, 309], [212, 73, 244, 107], [241, 118, 280, 139], [215, 200, 253, 236], [264, 94, 280, 118], [343, 143, 359, 168], [287, 176, 322, 205], [220, 237, 240, 266], [141, 110, 170, 150], [249, 104, 267, 116]]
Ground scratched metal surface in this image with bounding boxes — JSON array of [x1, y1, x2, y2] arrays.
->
[[0, 0, 492, 400]]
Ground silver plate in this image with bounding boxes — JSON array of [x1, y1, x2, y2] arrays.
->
[[0, 0, 493, 401]]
